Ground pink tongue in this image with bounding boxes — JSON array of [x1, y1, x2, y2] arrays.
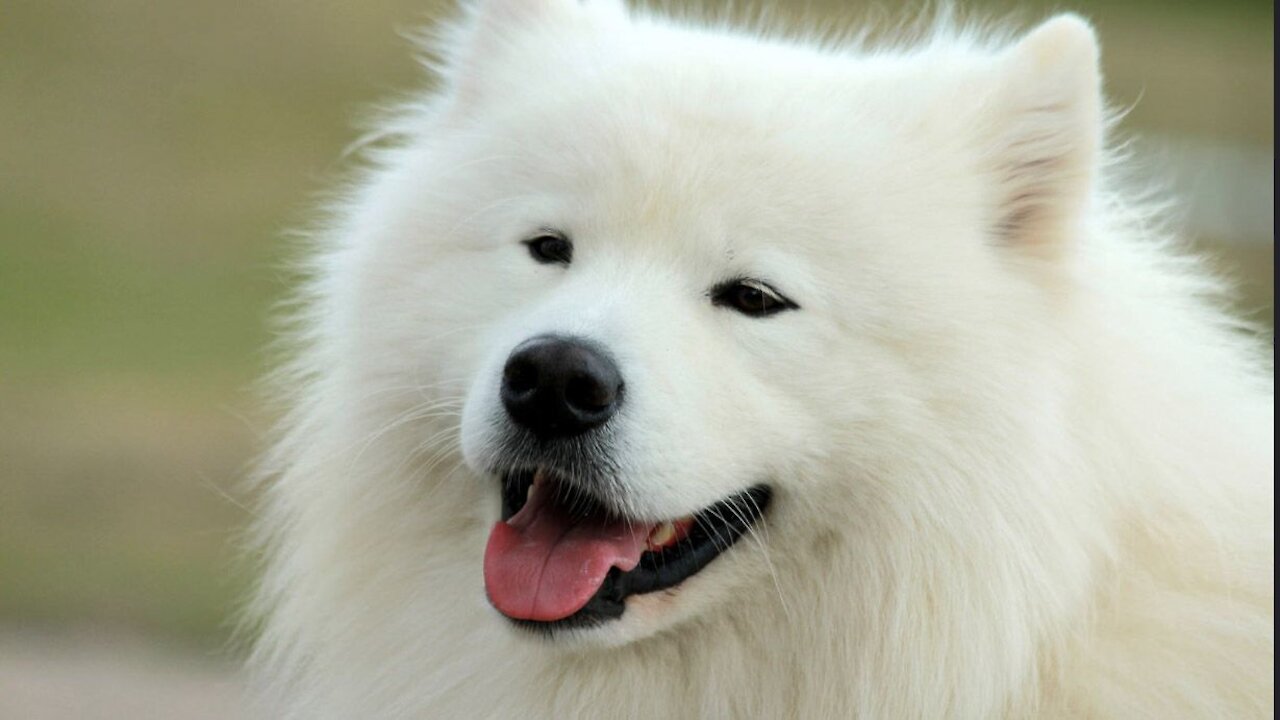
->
[[484, 482, 655, 622]]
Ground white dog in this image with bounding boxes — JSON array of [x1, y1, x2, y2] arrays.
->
[[248, 1, 1274, 716]]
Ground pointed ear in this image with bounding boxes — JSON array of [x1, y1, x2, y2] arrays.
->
[[986, 15, 1103, 256], [438, 0, 619, 110]]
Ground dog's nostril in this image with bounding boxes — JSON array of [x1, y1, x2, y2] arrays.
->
[[503, 360, 538, 395], [565, 373, 615, 412]]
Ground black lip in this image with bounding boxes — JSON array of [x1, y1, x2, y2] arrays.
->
[[494, 471, 772, 632]]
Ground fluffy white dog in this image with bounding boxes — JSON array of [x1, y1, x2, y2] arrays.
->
[[249, 1, 1274, 716]]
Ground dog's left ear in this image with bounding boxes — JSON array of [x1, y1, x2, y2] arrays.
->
[[439, 0, 624, 113], [985, 15, 1103, 257]]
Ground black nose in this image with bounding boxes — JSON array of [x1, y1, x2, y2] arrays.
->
[[501, 335, 623, 439]]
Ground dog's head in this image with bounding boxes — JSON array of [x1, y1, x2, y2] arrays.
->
[[337, 0, 1103, 645]]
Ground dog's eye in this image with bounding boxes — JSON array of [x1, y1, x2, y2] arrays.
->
[[524, 233, 572, 265], [712, 279, 797, 317]]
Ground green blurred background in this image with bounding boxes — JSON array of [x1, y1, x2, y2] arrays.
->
[[0, 0, 1271, 715]]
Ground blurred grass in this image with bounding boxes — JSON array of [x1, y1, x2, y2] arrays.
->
[[0, 0, 450, 645], [0, 0, 1271, 649]]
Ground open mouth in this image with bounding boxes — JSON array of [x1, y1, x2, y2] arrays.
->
[[483, 468, 772, 630]]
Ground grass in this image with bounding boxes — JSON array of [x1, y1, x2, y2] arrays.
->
[[0, 0, 1271, 651]]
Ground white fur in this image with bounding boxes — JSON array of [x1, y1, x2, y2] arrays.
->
[[248, 2, 1274, 717]]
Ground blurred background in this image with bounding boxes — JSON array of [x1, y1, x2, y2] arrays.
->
[[0, 0, 1271, 717]]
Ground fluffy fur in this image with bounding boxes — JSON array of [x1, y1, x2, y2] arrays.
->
[[248, 2, 1274, 717]]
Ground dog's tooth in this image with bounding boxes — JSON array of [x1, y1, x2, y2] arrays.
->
[[533, 467, 547, 485], [648, 521, 676, 548]]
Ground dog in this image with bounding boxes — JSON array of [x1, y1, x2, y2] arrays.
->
[[248, 1, 1274, 716]]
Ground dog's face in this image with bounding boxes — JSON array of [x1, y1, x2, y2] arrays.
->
[[341, 0, 1100, 645]]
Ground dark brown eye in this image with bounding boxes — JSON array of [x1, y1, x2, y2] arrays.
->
[[711, 279, 797, 317], [524, 233, 572, 265]]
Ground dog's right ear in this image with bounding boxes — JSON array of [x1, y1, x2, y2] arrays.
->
[[435, 0, 623, 111], [980, 15, 1104, 260]]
